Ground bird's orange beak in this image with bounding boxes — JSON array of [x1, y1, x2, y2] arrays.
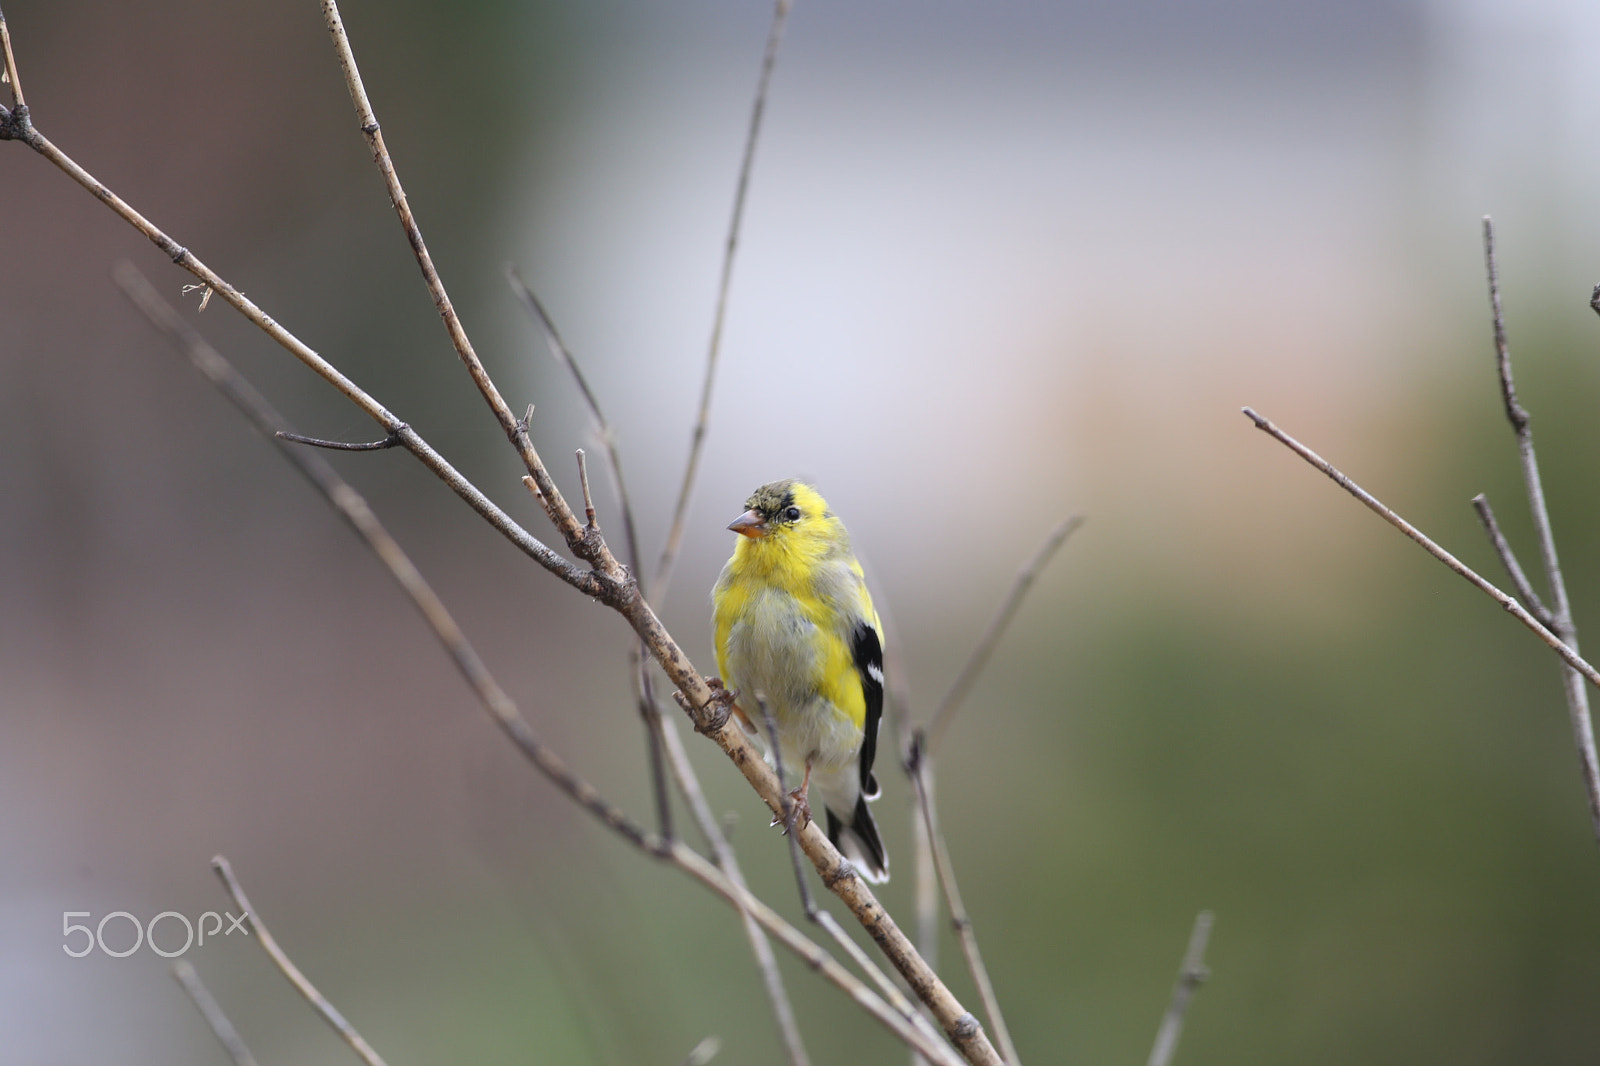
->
[[727, 509, 767, 538]]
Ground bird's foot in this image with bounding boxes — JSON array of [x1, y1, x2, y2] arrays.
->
[[693, 677, 754, 735], [771, 786, 812, 835]]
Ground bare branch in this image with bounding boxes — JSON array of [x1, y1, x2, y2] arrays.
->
[[577, 449, 598, 531], [212, 856, 391, 1066], [756, 695, 822, 914], [1483, 217, 1529, 432], [1481, 216, 1600, 845], [276, 430, 404, 452], [506, 266, 644, 573], [753, 700, 947, 1053], [1470, 493, 1551, 628], [12, 100, 595, 593], [320, 0, 599, 564], [681, 1036, 723, 1066], [1146, 911, 1214, 1066], [907, 733, 1021, 1065], [115, 262, 650, 846], [927, 515, 1084, 755], [654, 0, 793, 600], [0, 2, 24, 110], [172, 961, 260, 1066], [1242, 406, 1600, 836], [657, 713, 810, 1066], [671, 843, 968, 1066]]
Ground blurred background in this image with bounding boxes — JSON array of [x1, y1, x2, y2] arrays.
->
[[5, 0, 1600, 1062]]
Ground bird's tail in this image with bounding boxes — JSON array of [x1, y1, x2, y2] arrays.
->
[[827, 796, 889, 883]]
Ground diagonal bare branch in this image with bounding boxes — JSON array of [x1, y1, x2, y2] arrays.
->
[[212, 857, 391, 1066], [1146, 911, 1214, 1066], [172, 961, 260, 1066], [1242, 405, 1600, 839]]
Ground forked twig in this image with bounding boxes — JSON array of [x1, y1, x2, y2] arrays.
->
[[1242, 406, 1600, 838], [1146, 911, 1214, 1066], [654, 0, 793, 600], [1481, 216, 1600, 843], [1470, 494, 1551, 627], [212, 856, 391, 1066], [172, 961, 260, 1066]]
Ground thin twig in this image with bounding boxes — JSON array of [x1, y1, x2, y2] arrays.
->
[[1241, 409, 1600, 701], [118, 270, 966, 1066], [276, 430, 403, 452], [907, 733, 1020, 1066], [9, 116, 594, 591], [576, 449, 598, 531], [115, 263, 651, 848], [1146, 911, 1214, 1066], [508, 270, 676, 846], [654, 0, 793, 600], [926, 515, 1084, 755], [172, 961, 260, 1066], [756, 695, 820, 914], [671, 843, 968, 1066], [681, 1036, 723, 1066], [211, 857, 390, 1066], [911, 792, 941, 1066], [0, 2, 24, 109], [1482, 217, 1600, 844], [657, 713, 810, 1066], [506, 266, 643, 572], [1470, 494, 1551, 627], [320, 0, 596, 560], [753, 701, 943, 1049]]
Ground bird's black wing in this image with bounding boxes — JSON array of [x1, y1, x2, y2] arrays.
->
[[850, 621, 885, 798]]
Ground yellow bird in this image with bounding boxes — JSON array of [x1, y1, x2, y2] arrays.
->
[[712, 480, 888, 882]]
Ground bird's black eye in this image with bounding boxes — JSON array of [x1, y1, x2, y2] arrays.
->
[[783, 506, 802, 522]]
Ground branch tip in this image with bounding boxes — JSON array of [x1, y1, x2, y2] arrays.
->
[[276, 429, 402, 452]]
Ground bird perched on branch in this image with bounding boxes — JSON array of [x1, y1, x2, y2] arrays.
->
[[712, 479, 888, 883]]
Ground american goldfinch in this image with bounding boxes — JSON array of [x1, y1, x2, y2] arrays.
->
[[712, 480, 889, 883]]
